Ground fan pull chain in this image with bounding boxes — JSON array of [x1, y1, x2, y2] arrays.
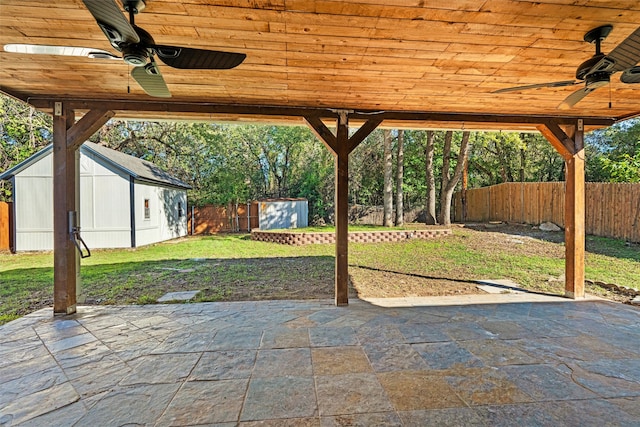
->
[[608, 84, 612, 109], [127, 64, 131, 94]]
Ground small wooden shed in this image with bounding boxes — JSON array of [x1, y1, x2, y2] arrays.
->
[[0, 142, 190, 252]]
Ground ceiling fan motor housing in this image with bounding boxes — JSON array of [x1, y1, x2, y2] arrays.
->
[[123, 45, 149, 66], [576, 54, 615, 80], [122, 25, 155, 66], [585, 71, 610, 89]]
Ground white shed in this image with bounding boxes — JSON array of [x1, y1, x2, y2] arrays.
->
[[0, 142, 190, 252], [258, 198, 308, 230]]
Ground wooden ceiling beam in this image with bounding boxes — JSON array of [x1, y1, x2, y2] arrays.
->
[[24, 98, 617, 128]]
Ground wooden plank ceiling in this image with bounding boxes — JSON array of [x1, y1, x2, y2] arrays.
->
[[1, 0, 639, 128]]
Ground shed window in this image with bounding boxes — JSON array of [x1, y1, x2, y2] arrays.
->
[[178, 202, 183, 218], [144, 199, 150, 220]]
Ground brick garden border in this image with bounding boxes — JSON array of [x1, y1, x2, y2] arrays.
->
[[251, 227, 451, 245]]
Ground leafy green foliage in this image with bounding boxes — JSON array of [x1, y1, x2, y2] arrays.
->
[[586, 119, 640, 183], [0, 95, 53, 200], [467, 131, 564, 187]]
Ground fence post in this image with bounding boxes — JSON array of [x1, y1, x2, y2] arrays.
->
[[247, 202, 251, 232], [521, 182, 525, 223]]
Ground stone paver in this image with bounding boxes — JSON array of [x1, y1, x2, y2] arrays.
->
[[157, 290, 201, 302], [0, 297, 638, 426]]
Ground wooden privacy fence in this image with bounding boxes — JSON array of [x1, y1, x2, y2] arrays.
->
[[0, 202, 12, 250], [454, 182, 640, 242], [188, 202, 259, 234]]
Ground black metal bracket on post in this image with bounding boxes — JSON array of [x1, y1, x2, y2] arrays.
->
[[69, 211, 91, 258]]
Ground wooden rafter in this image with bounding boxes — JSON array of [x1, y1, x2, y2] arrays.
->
[[67, 109, 116, 150], [537, 121, 579, 160], [304, 115, 338, 154], [348, 117, 384, 154]]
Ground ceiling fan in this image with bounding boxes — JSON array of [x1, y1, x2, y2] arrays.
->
[[493, 25, 640, 109], [3, 0, 246, 98]]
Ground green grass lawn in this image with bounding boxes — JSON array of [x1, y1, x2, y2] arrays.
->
[[0, 227, 638, 324]]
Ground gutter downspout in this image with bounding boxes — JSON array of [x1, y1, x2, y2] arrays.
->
[[10, 176, 17, 253], [129, 177, 136, 248]]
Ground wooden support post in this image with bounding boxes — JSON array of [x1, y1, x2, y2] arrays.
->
[[537, 119, 585, 298], [53, 104, 115, 314], [334, 112, 350, 306], [53, 103, 78, 314], [564, 122, 585, 298], [305, 114, 383, 306]]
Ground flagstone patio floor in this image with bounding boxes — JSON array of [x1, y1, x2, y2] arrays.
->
[[1, 296, 638, 426]]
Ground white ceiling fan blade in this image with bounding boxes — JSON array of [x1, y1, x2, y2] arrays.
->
[[3, 44, 119, 59]]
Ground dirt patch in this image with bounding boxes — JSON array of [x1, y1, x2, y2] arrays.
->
[[461, 223, 565, 258], [349, 267, 479, 298]]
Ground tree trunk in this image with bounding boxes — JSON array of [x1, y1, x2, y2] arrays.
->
[[383, 129, 393, 227], [462, 151, 468, 222], [519, 147, 526, 182], [438, 131, 453, 224], [28, 107, 35, 148], [439, 131, 471, 226], [395, 130, 404, 226], [494, 140, 509, 183], [425, 130, 437, 225]]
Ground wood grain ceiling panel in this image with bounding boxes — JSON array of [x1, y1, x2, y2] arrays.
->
[[0, 0, 638, 126]]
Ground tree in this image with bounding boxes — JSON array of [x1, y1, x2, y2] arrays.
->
[[395, 129, 404, 226], [586, 119, 640, 183], [439, 131, 470, 225], [0, 95, 52, 201], [349, 129, 384, 207], [468, 132, 515, 185], [398, 130, 427, 212], [382, 129, 394, 226], [439, 131, 454, 215], [289, 140, 334, 223], [520, 133, 565, 183], [424, 130, 437, 224]]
